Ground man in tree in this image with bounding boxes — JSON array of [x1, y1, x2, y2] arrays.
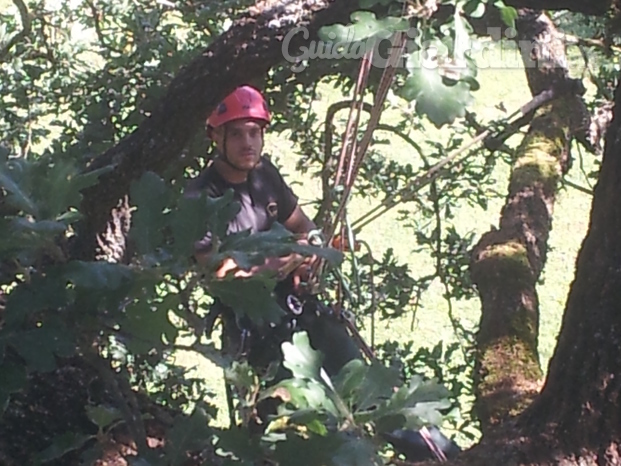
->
[[191, 85, 315, 285], [186, 84, 362, 377]]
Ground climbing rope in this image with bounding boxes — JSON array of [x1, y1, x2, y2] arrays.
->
[[300, 31, 408, 363], [324, 31, 408, 248]]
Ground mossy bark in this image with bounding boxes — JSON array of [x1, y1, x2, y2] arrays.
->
[[469, 10, 587, 435], [424, 51, 621, 466], [515, 69, 621, 465]]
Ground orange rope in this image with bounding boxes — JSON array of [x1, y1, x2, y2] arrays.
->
[[333, 48, 374, 189]]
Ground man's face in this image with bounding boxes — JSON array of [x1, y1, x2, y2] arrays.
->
[[213, 119, 264, 171]]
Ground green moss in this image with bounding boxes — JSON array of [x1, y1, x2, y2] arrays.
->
[[512, 135, 564, 191], [509, 302, 539, 357], [480, 337, 541, 384], [477, 335, 543, 423], [514, 152, 560, 184], [479, 240, 533, 282], [480, 240, 528, 264], [509, 97, 575, 194]]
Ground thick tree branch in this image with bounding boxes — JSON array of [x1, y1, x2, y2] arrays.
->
[[469, 9, 588, 435], [0, 0, 32, 63]]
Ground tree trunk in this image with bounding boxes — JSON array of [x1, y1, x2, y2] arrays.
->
[[513, 82, 621, 466], [469, 10, 588, 435]]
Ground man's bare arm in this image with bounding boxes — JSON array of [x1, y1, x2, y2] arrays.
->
[[283, 204, 316, 235]]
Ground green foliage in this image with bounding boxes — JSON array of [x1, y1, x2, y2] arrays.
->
[[318, 11, 409, 43], [8, 316, 76, 372], [282, 331, 325, 380], [130, 171, 171, 254], [0, 359, 26, 413], [400, 65, 474, 127], [493, 0, 518, 28], [165, 404, 214, 466], [0, 147, 343, 464], [253, 331, 452, 464], [210, 274, 286, 326], [376, 339, 480, 443], [34, 431, 95, 465], [86, 404, 123, 431]]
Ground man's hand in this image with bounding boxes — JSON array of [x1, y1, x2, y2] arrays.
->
[[197, 236, 320, 289], [286, 244, 319, 293], [213, 255, 292, 280], [289, 255, 318, 293]]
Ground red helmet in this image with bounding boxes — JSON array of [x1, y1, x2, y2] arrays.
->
[[207, 85, 271, 129]]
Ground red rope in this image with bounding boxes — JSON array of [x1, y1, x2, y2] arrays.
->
[[325, 31, 407, 247], [420, 426, 448, 462]]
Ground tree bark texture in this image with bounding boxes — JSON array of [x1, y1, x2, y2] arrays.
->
[[74, 0, 359, 261], [469, 10, 588, 435], [514, 70, 621, 466]]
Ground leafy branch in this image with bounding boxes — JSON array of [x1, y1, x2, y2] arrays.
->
[[0, 0, 32, 62], [84, 0, 125, 56]]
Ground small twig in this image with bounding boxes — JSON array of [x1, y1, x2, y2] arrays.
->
[[0, 0, 31, 62], [409, 286, 423, 332], [85, 0, 124, 55], [563, 177, 593, 196], [357, 239, 376, 350], [430, 181, 470, 358], [376, 124, 428, 161], [564, 33, 621, 54]]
